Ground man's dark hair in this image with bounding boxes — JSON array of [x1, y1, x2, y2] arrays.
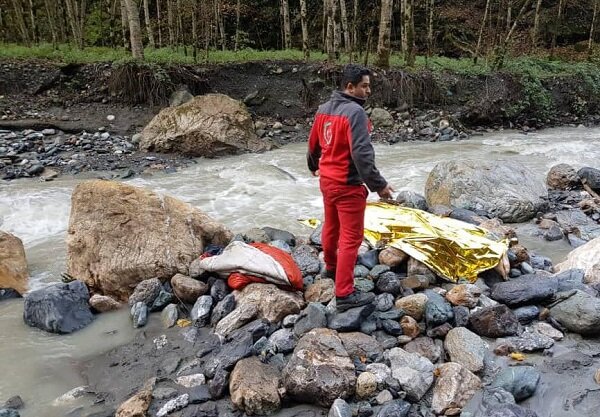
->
[[341, 64, 370, 90]]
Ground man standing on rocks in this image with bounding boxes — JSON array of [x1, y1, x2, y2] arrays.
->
[[307, 64, 394, 312]]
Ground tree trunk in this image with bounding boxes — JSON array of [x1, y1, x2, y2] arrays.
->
[[532, 0, 542, 45], [156, 0, 162, 48], [404, 0, 415, 66], [339, 0, 350, 53], [589, 0, 599, 59], [143, 0, 155, 48], [300, 0, 309, 60], [351, 0, 358, 61], [494, 0, 532, 69], [376, 0, 393, 68], [44, 0, 57, 47], [176, 0, 182, 49], [11, 0, 30, 45], [326, 0, 335, 61], [218, 0, 226, 50], [400, 0, 407, 53], [474, 0, 491, 63], [506, 0, 512, 33], [234, 0, 241, 51], [27, 0, 36, 43], [122, 0, 145, 59], [333, 0, 341, 57], [550, 0, 566, 58], [120, 0, 129, 48], [281, 0, 291, 49], [65, 0, 86, 48], [192, 0, 198, 60], [427, 0, 434, 57], [167, 0, 175, 49]]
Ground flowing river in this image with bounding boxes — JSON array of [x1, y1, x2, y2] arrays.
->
[[1, 127, 599, 416]]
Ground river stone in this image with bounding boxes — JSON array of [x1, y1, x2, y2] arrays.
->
[[376, 272, 404, 296], [210, 293, 236, 326], [432, 362, 482, 415], [150, 289, 174, 312], [309, 224, 322, 246], [375, 293, 395, 311], [230, 356, 281, 415], [214, 303, 258, 337], [131, 302, 148, 328], [3, 396, 24, 410], [115, 380, 155, 417], [328, 398, 352, 417], [532, 322, 564, 340], [237, 283, 305, 323], [267, 328, 295, 354], [294, 302, 328, 337], [66, 180, 232, 302], [555, 237, 600, 285], [446, 284, 482, 308], [128, 278, 162, 306], [282, 328, 356, 407], [407, 258, 436, 288], [375, 400, 411, 417], [501, 328, 554, 352], [425, 289, 454, 328], [469, 305, 520, 338], [578, 166, 600, 191], [262, 227, 296, 246], [161, 304, 178, 328], [0, 231, 28, 295], [486, 404, 539, 417], [209, 279, 228, 302], [169, 87, 194, 107], [358, 249, 380, 270], [191, 295, 213, 324], [453, 306, 470, 327], [425, 160, 547, 223], [176, 373, 206, 388], [400, 315, 421, 339], [387, 347, 434, 401], [445, 327, 487, 372], [171, 274, 208, 304], [23, 280, 94, 334], [378, 247, 408, 267], [547, 164, 580, 190], [140, 94, 272, 156], [370, 264, 391, 279], [513, 306, 539, 325], [490, 275, 558, 306], [356, 372, 378, 399], [89, 294, 122, 312], [355, 277, 374, 292], [395, 293, 428, 320], [370, 108, 394, 127], [375, 389, 394, 405], [328, 303, 375, 332], [243, 227, 270, 243], [305, 278, 334, 303], [339, 332, 384, 362], [0, 410, 19, 417], [404, 336, 443, 363], [156, 393, 189, 417], [550, 290, 600, 335], [490, 366, 540, 401], [395, 190, 428, 211], [292, 244, 321, 276]]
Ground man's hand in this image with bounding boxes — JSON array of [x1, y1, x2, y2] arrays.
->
[[377, 184, 395, 200], [311, 170, 320, 177]]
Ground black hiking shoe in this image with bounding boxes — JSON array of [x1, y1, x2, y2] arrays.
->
[[336, 291, 375, 312]]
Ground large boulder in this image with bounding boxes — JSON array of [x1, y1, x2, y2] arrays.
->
[[550, 290, 600, 335], [0, 231, 28, 295], [546, 164, 580, 190], [139, 94, 273, 157], [230, 357, 282, 415], [66, 180, 232, 302], [555, 237, 600, 285], [283, 328, 355, 407], [23, 280, 94, 334], [236, 283, 305, 323], [424, 160, 547, 222]]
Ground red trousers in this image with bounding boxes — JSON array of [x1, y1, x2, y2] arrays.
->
[[320, 179, 368, 297]]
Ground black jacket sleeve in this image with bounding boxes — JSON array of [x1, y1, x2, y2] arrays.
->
[[349, 110, 387, 192]]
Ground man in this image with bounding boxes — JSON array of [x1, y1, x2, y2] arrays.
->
[[307, 64, 394, 312]]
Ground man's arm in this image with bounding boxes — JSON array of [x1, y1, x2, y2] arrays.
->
[[349, 109, 388, 193], [307, 116, 321, 174]]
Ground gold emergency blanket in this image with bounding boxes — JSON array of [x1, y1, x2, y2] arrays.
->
[[363, 202, 508, 283]]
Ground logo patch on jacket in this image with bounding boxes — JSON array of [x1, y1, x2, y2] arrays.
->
[[323, 121, 333, 145]]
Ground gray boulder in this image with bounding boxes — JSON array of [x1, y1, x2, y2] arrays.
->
[[550, 290, 600, 335], [23, 280, 94, 334], [578, 167, 600, 191], [490, 275, 558, 307], [490, 366, 540, 401]]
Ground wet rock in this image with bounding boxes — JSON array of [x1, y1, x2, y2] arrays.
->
[[446, 284, 481, 308], [425, 160, 547, 223], [305, 278, 334, 303], [544, 224, 563, 241], [444, 327, 487, 372], [268, 328, 296, 354], [486, 404, 539, 417], [208, 367, 230, 399], [432, 362, 482, 415], [131, 302, 148, 328], [150, 290, 174, 312], [404, 336, 443, 363], [156, 393, 189, 417], [395, 293, 428, 321], [293, 302, 328, 337], [382, 319, 403, 336], [375, 389, 393, 405], [283, 328, 356, 407], [578, 166, 600, 191], [376, 272, 404, 296], [230, 357, 281, 415], [210, 293, 235, 326], [204, 331, 255, 376], [371, 108, 394, 127], [187, 385, 212, 404], [171, 274, 208, 304], [191, 295, 213, 325], [490, 366, 540, 401], [513, 306, 539, 325], [491, 276, 557, 307], [453, 306, 470, 327], [547, 351, 593, 373], [400, 315, 421, 339], [3, 396, 23, 410], [555, 238, 600, 285], [89, 294, 122, 312], [369, 264, 391, 279], [407, 258, 436, 289], [188, 258, 206, 279], [547, 164, 580, 190], [115, 378, 155, 417], [424, 289, 454, 328], [365, 363, 392, 385], [355, 277, 374, 292], [152, 387, 177, 401], [309, 224, 323, 246], [550, 290, 600, 335], [329, 398, 352, 417], [395, 191, 428, 211], [427, 322, 453, 338], [356, 372, 378, 399], [0, 231, 28, 295], [378, 247, 408, 267], [128, 278, 162, 307], [375, 293, 395, 311], [358, 249, 380, 270], [328, 303, 375, 332], [501, 328, 554, 352], [209, 279, 228, 302], [532, 322, 563, 340], [23, 280, 94, 334], [339, 332, 384, 362], [375, 400, 411, 417], [262, 227, 296, 246], [161, 304, 178, 328], [520, 262, 534, 275], [469, 305, 520, 338], [292, 245, 321, 276], [214, 303, 258, 338], [176, 373, 206, 388], [243, 227, 270, 243], [387, 348, 434, 401]]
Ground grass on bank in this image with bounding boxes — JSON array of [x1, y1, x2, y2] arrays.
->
[[2, 43, 600, 80]]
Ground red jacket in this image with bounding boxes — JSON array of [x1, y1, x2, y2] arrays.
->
[[307, 91, 387, 192]]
